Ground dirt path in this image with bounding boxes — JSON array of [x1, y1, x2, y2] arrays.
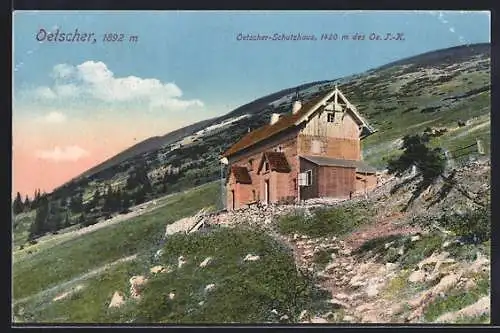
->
[[273, 209, 422, 323], [343, 212, 421, 251]]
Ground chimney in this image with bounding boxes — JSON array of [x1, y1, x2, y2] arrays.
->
[[270, 113, 280, 125], [292, 88, 302, 114], [292, 100, 302, 114]]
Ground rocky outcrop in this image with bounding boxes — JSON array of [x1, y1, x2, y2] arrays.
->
[[109, 291, 126, 308]]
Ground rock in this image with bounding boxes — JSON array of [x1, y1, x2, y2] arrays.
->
[[243, 254, 260, 262], [342, 315, 355, 322], [334, 292, 348, 300], [324, 263, 338, 272], [361, 312, 379, 323], [442, 241, 451, 248], [434, 296, 490, 323], [397, 247, 405, 255], [168, 292, 175, 300], [433, 273, 462, 294], [150, 265, 166, 274], [386, 262, 399, 271], [299, 310, 308, 321], [467, 253, 490, 274], [204, 283, 216, 292], [108, 291, 125, 308], [365, 283, 380, 297], [279, 314, 289, 321], [310, 317, 328, 323], [417, 252, 450, 270], [303, 251, 314, 259], [129, 275, 148, 299], [293, 233, 300, 241], [271, 309, 279, 315], [388, 303, 404, 316], [356, 303, 375, 312], [198, 301, 204, 306], [408, 270, 426, 283], [327, 299, 348, 309], [407, 290, 432, 309], [178, 256, 187, 268], [154, 249, 164, 259], [464, 279, 477, 290], [384, 241, 394, 249], [340, 249, 352, 255], [199, 257, 212, 268], [411, 235, 421, 242]]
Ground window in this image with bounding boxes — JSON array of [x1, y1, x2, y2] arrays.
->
[[248, 159, 254, 171], [252, 189, 256, 201], [327, 113, 335, 123], [306, 170, 313, 186], [293, 178, 297, 191], [264, 162, 269, 171]]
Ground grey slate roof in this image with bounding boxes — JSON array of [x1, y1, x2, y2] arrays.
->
[[300, 155, 377, 174]]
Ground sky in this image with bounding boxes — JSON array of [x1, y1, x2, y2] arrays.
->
[[12, 10, 491, 197]]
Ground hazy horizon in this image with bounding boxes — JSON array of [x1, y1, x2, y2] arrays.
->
[[12, 10, 491, 197]]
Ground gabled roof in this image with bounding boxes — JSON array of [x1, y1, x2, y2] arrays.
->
[[230, 166, 252, 184], [258, 151, 291, 173], [300, 155, 377, 174], [223, 87, 376, 157]]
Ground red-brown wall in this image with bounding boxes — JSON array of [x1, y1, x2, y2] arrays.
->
[[318, 166, 356, 198], [226, 129, 301, 209]]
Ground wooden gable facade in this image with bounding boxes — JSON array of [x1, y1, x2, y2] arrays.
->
[[223, 86, 378, 210]]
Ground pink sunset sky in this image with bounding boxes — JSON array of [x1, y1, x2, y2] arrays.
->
[[12, 111, 219, 197]]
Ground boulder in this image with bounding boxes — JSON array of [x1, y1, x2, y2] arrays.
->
[[178, 255, 187, 268], [108, 291, 125, 308], [310, 317, 328, 323], [298, 310, 308, 321], [199, 257, 213, 268], [129, 275, 148, 299], [408, 270, 426, 283], [150, 265, 166, 274], [204, 283, 216, 292], [243, 254, 260, 262]]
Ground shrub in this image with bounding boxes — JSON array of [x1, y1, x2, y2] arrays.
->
[[438, 206, 490, 243], [277, 203, 373, 238]]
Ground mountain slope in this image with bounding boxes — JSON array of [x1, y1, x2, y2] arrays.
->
[[26, 43, 490, 236]]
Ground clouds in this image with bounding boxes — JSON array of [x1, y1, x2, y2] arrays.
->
[[33, 61, 204, 111], [35, 146, 90, 162], [43, 111, 67, 123]]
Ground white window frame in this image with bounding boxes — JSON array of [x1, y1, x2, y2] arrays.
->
[[306, 170, 313, 186]]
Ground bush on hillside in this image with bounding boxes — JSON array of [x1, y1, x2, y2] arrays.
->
[[278, 203, 373, 238], [438, 206, 490, 244]]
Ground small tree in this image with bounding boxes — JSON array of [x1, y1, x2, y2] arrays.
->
[[12, 192, 24, 215], [387, 134, 446, 211], [28, 196, 49, 240], [23, 195, 31, 211]]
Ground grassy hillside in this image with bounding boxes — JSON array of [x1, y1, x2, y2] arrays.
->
[[13, 183, 219, 301], [13, 183, 330, 323]]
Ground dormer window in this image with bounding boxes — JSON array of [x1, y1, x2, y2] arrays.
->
[[327, 113, 335, 123]]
